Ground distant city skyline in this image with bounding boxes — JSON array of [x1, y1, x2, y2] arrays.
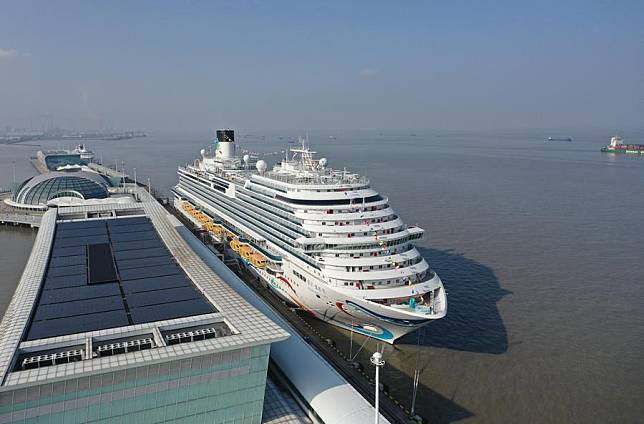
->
[[1, 1, 643, 132]]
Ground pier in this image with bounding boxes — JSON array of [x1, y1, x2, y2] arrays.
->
[[0, 213, 41, 227], [88, 162, 129, 180], [0, 194, 42, 227], [171, 205, 416, 424]]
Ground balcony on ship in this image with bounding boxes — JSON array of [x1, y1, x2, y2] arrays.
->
[[369, 286, 446, 317]]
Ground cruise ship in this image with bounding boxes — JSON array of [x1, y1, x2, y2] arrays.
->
[[173, 129, 447, 343], [71, 143, 96, 161]]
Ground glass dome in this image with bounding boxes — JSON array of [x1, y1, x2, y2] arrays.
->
[[13, 171, 111, 206]]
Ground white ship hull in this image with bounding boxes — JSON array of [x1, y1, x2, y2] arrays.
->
[[174, 191, 446, 344], [244, 259, 443, 342]]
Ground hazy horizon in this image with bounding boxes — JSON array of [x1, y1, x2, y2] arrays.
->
[[1, 1, 643, 132]]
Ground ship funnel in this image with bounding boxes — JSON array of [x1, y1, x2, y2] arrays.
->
[[215, 129, 235, 159], [216, 129, 235, 143]]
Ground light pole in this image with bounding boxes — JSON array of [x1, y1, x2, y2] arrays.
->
[[371, 351, 385, 424], [133, 168, 137, 187]]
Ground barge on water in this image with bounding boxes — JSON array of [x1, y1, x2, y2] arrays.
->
[[601, 136, 644, 155], [547, 137, 572, 142]]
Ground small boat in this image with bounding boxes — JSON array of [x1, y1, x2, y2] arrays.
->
[[547, 137, 572, 142]]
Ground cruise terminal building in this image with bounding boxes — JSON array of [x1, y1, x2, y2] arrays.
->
[[0, 191, 289, 423]]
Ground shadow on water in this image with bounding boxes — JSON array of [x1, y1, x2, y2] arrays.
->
[[399, 247, 512, 354], [302, 248, 511, 423]]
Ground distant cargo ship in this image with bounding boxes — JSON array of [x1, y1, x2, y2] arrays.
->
[[547, 137, 572, 142], [601, 136, 644, 155]]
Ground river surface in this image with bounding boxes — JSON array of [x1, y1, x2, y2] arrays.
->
[[1, 129, 643, 423]]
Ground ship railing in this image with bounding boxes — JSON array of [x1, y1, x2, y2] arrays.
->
[[238, 191, 303, 224], [235, 192, 310, 236], [257, 172, 369, 187], [385, 299, 436, 316]]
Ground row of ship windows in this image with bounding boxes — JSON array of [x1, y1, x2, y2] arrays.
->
[[243, 189, 299, 217], [243, 184, 399, 238], [323, 233, 421, 251], [181, 170, 229, 192], [251, 179, 370, 194], [340, 256, 423, 272], [276, 194, 383, 206], [319, 215, 396, 226], [316, 226, 402, 238], [180, 178, 301, 244], [180, 180, 322, 270], [240, 189, 295, 216], [249, 179, 287, 193], [296, 186, 370, 193], [234, 191, 308, 236], [340, 271, 427, 288], [323, 243, 413, 258], [318, 205, 386, 214], [293, 270, 307, 282], [249, 182, 385, 208]]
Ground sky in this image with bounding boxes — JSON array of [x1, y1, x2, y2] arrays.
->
[[0, 0, 643, 132]]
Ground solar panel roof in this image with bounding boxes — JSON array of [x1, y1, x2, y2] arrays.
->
[[57, 220, 106, 230], [121, 274, 191, 294], [50, 245, 86, 258], [109, 231, 158, 242], [24, 217, 216, 341], [108, 223, 154, 234], [113, 247, 170, 261], [115, 256, 173, 270], [43, 274, 87, 289], [118, 264, 181, 281], [129, 299, 213, 323], [111, 239, 164, 252], [49, 254, 86, 268], [87, 243, 118, 284], [55, 227, 107, 239]]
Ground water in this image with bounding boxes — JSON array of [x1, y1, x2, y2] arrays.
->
[[1, 130, 643, 423]]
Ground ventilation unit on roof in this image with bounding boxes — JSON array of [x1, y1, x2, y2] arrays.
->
[[94, 336, 154, 358], [21, 349, 84, 370], [163, 323, 232, 346]]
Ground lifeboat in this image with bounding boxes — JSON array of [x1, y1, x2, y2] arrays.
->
[[250, 253, 267, 268], [196, 213, 210, 223], [230, 238, 242, 252], [240, 245, 254, 260], [212, 225, 224, 236]]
